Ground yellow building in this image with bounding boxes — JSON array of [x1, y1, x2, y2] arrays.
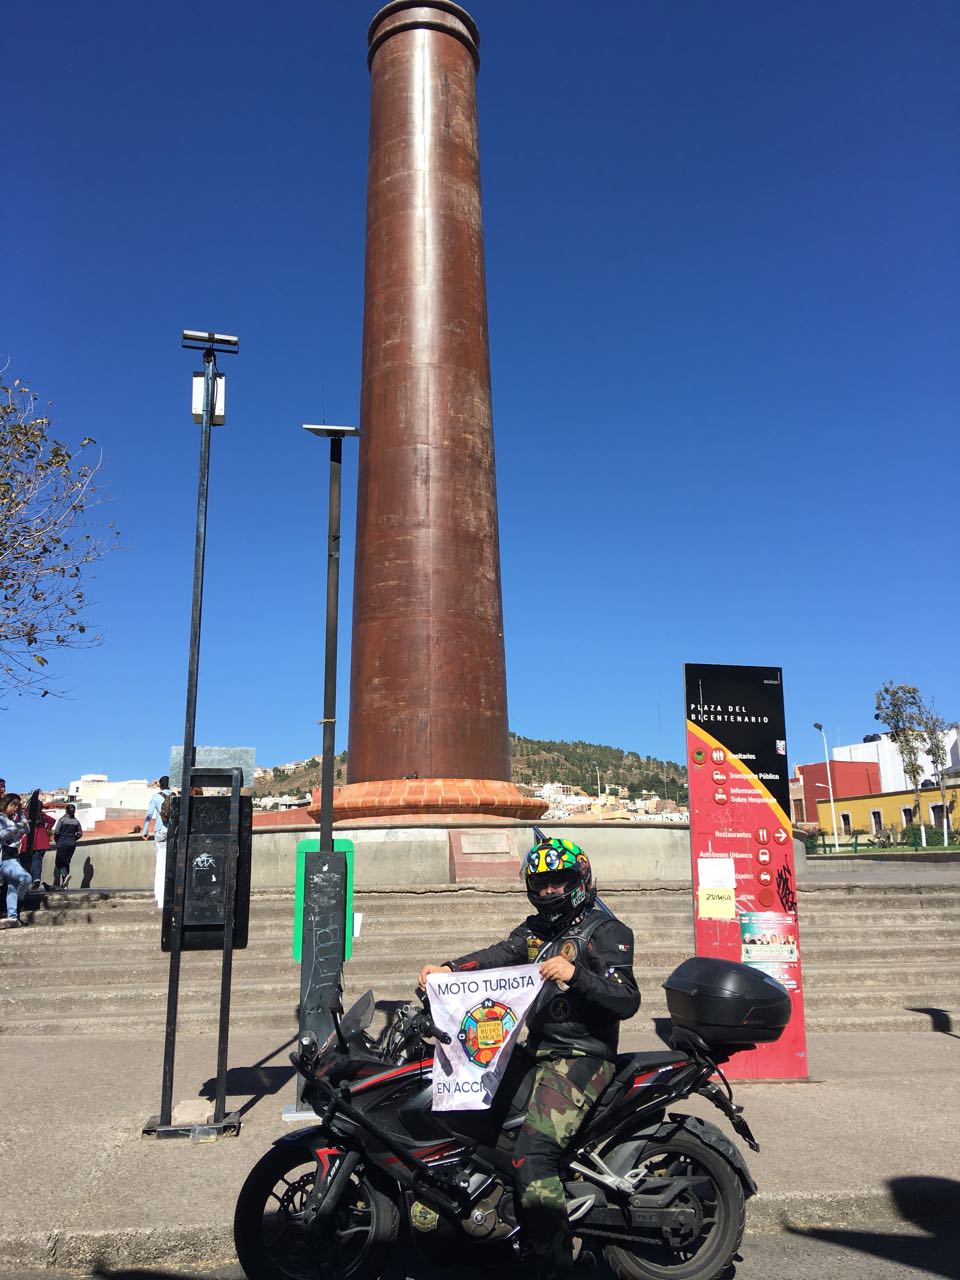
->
[[816, 785, 958, 837]]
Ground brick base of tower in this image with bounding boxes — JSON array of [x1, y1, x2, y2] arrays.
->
[[319, 778, 547, 824]]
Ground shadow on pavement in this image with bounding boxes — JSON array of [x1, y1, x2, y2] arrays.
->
[[785, 1175, 960, 1280], [651, 1016, 673, 1046], [90, 1272, 242, 1280], [81, 1243, 744, 1280], [198, 1035, 298, 1118], [905, 1006, 959, 1038]]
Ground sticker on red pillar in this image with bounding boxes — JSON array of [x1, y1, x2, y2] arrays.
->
[[740, 912, 798, 961], [711, 748, 725, 764], [713, 789, 728, 805], [755, 827, 769, 844], [692, 749, 706, 767], [773, 829, 789, 845], [756, 848, 771, 865], [757, 868, 772, 886], [712, 770, 726, 784]]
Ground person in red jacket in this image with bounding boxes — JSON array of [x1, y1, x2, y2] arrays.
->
[[21, 797, 55, 889]]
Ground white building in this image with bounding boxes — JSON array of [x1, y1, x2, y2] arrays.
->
[[832, 729, 959, 793], [68, 774, 156, 811]]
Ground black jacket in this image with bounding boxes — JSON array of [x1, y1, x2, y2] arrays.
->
[[446, 905, 640, 1061]]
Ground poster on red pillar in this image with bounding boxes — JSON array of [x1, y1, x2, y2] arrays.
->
[[684, 663, 808, 1080]]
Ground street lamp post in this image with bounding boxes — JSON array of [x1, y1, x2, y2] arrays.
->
[[813, 722, 840, 852], [159, 330, 239, 1128], [299, 424, 360, 1072], [593, 762, 603, 820]]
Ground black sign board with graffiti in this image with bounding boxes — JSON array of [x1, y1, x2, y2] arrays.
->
[[145, 767, 250, 1139], [160, 792, 252, 951]]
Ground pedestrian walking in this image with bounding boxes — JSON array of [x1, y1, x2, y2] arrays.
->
[[142, 776, 172, 909], [0, 793, 32, 928], [52, 804, 84, 888], [22, 794, 55, 888]]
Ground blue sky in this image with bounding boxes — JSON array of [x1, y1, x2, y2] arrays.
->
[[6, 0, 958, 790]]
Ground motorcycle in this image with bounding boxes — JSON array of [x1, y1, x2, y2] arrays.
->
[[234, 956, 790, 1280]]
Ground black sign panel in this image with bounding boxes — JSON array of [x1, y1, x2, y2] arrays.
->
[[161, 795, 252, 952], [684, 663, 789, 813]]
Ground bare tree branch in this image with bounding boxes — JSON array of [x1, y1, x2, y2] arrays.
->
[[0, 377, 120, 700]]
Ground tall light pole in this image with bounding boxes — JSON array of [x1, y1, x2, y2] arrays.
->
[[813, 722, 840, 852], [593, 761, 603, 820], [160, 329, 238, 1128], [299, 424, 360, 1062]]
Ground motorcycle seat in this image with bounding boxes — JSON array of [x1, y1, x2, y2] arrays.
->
[[611, 1049, 688, 1087], [574, 1050, 690, 1140]]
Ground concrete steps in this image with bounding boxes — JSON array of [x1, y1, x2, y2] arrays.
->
[[14, 939, 960, 977], [2, 883, 958, 1037]]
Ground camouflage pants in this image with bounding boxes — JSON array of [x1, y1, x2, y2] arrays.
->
[[513, 1056, 614, 1277]]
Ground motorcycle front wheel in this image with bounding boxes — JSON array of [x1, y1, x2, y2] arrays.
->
[[234, 1144, 399, 1280], [602, 1132, 745, 1280]]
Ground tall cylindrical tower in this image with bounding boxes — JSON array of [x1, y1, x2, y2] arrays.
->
[[334, 1, 543, 822]]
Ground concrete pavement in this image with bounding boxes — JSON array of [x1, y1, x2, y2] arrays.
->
[[3, 854, 958, 1275], [1, 1022, 958, 1275]]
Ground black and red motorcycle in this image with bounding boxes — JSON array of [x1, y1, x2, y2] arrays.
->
[[234, 957, 790, 1280]]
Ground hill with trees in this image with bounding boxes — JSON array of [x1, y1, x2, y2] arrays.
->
[[254, 735, 687, 804], [508, 733, 687, 803]]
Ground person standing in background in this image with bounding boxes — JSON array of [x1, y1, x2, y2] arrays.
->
[[52, 804, 84, 888], [23, 796, 55, 889], [1, 794, 32, 928], [142, 776, 172, 909]]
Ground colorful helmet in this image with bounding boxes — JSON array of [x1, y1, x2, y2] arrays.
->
[[523, 838, 594, 931]]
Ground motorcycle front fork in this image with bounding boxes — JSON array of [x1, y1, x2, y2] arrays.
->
[[302, 1148, 361, 1230]]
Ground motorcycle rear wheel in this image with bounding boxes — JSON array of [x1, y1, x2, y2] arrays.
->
[[603, 1132, 744, 1280], [234, 1145, 399, 1280]]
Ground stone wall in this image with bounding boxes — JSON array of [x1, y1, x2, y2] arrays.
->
[[64, 821, 724, 891]]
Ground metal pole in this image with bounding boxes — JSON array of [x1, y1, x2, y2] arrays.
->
[[594, 763, 602, 820], [213, 767, 241, 1125], [159, 348, 215, 1126], [319, 434, 344, 851], [819, 726, 840, 853], [297, 434, 345, 1100]]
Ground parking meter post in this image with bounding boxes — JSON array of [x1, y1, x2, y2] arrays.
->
[[213, 767, 242, 1125], [146, 768, 249, 1138], [294, 838, 354, 1109]]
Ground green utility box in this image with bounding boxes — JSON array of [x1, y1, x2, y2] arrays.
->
[[292, 838, 355, 963]]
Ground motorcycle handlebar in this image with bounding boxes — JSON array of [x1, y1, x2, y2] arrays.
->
[[410, 990, 452, 1044]]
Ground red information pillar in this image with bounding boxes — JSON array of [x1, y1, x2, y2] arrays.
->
[[684, 663, 808, 1081]]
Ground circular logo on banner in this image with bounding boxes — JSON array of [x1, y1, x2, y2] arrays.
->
[[757, 869, 772, 886], [713, 789, 728, 805], [458, 999, 517, 1067], [711, 749, 725, 764], [756, 848, 771, 865], [693, 749, 706, 767]]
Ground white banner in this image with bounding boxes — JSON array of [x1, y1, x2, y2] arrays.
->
[[426, 965, 543, 1111]]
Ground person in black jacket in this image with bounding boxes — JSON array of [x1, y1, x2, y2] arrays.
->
[[52, 804, 84, 888], [418, 838, 640, 1279]]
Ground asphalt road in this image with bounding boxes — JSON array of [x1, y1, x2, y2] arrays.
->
[[14, 1225, 960, 1280]]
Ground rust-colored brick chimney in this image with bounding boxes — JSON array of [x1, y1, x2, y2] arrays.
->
[[333, 1, 544, 823]]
